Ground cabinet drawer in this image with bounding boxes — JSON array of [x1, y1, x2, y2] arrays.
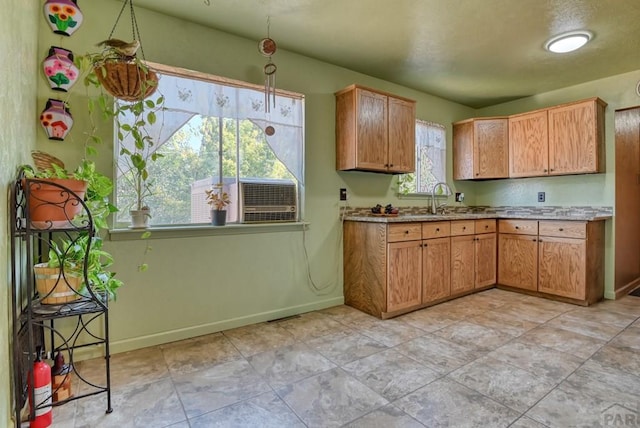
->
[[539, 221, 586, 239], [498, 219, 538, 235], [387, 223, 422, 242], [451, 220, 475, 236], [475, 219, 496, 234], [422, 221, 451, 239]]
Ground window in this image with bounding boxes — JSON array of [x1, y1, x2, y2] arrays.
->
[[114, 64, 305, 226], [397, 120, 447, 195]]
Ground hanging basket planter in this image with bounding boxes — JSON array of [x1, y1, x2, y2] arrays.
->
[[93, 60, 158, 102]]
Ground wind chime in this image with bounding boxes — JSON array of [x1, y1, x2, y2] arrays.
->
[[259, 17, 278, 136]]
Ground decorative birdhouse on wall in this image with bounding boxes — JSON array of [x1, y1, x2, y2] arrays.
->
[[42, 46, 79, 92], [43, 0, 83, 36], [40, 99, 73, 141]]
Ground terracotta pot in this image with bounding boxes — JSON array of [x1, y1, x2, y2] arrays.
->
[[24, 178, 87, 229], [34, 263, 82, 305]]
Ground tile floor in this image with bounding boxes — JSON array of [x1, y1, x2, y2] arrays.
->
[[49, 289, 640, 427]]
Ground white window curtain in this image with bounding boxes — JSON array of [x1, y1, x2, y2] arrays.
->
[[116, 72, 305, 186], [415, 119, 446, 193]]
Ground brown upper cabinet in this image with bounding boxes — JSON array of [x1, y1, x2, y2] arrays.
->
[[453, 117, 509, 180], [509, 110, 549, 177], [454, 97, 606, 180], [510, 98, 607, 178], [547, 98, 607, 175], [335, 85, 416, 173]]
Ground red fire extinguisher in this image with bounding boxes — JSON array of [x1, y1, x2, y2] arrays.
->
[[28, 347, 52, 428]]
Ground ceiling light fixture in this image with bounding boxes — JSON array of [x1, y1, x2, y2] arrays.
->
[[545, 30, 593, 53]]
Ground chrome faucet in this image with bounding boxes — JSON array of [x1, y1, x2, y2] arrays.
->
[[431, 182, 452, 214]]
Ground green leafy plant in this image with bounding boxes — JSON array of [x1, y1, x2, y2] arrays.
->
[[75, 47, 164, 214], [23, 160, 123, 300], [47, 235, 123, 301], [396, 173, 415, 195], [23, 161, 116, 231]]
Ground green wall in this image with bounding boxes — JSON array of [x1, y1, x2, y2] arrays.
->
[[5, 0, 640, 418], [1, 1, 38, 424], [35, 1, 473, 358]]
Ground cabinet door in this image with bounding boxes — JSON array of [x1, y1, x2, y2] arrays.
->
[[387, 241, 422, 312], [548, 100, 602, 175], [498, 233, 538, 291], [538, 236, 586, 300], [388, 97, 416, 173], [451, 235, 475, 294], [509, 111, 548, 177], [474, 119, 509, 179], [453, 121, 474, 180], [356, 89, 389, 171], [475, 233, 496, 288], [422, 237, 451, 303]]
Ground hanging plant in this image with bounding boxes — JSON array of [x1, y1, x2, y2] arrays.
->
[[83, 0, 158, 102], [74, 0, 164, 228]]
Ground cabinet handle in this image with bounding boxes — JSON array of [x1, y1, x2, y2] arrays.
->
[[559, 228, 564, 231], [538, 238, 543, 242], [390, 164, 394, 167], [475, 173, 479, 176], [462, 226, 466, 230], [485, 225, 489, 229], [533, 238, 537, 242], [550, 168, 554, 172], [543, 169, 548, 173], [436, 228, 440, 232], [515, 226, 520, 229], [404, 230, 409, 234]]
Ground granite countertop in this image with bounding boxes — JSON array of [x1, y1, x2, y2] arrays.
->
[[343, 206, 613, 223]]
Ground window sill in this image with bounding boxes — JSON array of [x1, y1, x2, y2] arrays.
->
[[108, 222, 310, 241]]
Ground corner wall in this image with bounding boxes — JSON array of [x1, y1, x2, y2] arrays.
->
[[1, 1, 39, 425], [473, 69, 640, 298]]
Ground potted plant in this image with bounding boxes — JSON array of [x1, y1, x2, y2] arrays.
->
[[34, 237, 85, 305], [36, 234, 123, 304], [205, 184, 231, 226], [81, 38, 158, 102], [22, 154, 123, 301], [23, 155, 115, 230], [75, 43, 164, 228]]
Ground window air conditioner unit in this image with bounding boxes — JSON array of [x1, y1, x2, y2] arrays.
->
[[239, 179, 298, 223]]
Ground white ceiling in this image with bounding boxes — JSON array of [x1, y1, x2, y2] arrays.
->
[[132, 0, 640, 108]]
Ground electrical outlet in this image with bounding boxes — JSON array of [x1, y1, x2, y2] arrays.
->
[[455, 192, 465, 202], [538, 191, 545, 202], [339, 188, 347, 201]]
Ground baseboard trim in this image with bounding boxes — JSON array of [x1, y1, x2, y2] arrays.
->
[[74, 297, 344, 360], [614, 277, 640, 300]]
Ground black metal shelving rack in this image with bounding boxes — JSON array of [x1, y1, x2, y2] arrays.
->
[[10, 174, 112, 427]]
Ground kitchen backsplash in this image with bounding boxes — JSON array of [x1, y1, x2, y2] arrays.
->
[[344, 205, 614, 217]]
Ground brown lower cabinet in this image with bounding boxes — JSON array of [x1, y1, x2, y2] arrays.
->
[[451, 220, 497, 294], [498, 220, 539, 291], [498, 219, 605, 305], [386, 240, 422, 312], [343, 219, 496, 319]]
